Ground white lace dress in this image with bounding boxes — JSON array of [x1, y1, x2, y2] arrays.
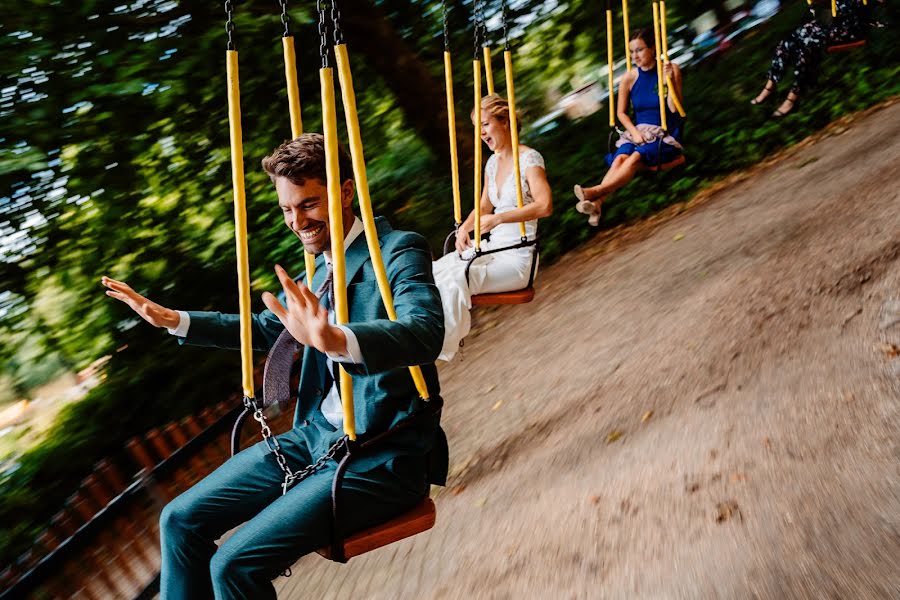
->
[[434, 147, 545, 361]]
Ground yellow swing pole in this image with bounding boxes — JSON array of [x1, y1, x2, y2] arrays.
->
[[320, 66, 356, 440], [659, 0, 686, 117], [280, 35, 316, 287], [622, 0, 632, 71], [651, 2, 668, 131], [473, 58, 483, 251], [226, 49, 254, 400], [606, 0, 616, 128], [503, 50, 526, 239], [832, 0, 837, 17], [483, 46, 495, 95], [444, 51, 462, 226], [333, 44, 431, 401]]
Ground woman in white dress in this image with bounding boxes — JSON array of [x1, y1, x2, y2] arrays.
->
[[434, 94, 553, 361]]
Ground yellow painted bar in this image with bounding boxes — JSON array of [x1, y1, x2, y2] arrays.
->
[[282, 37, 303, 137], [444, 51, 462, 225], [660, 1, 670, 59], [622, 0, 632, 71], [320, 67, 355, 440], [280, 37, 316, 287], [659, 1, 686, 118], [652, 2, 667, 131], [606, 9, 615, 128], [483, 46, 495, 95], [334, 45, 430, 400], [831, 0, 837, 17], [226, 51, 254, 399], [473, 60, 482, 251], [503, 51, 527, 239]]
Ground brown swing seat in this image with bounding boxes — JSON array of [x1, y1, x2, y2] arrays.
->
[[471, 286, 535, 306], [646, 154, 686, 172], [316, 498, 436, 560], [827, 40, 866, 53]]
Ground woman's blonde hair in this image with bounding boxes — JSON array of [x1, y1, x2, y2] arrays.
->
[[471, 93, 521, 133]]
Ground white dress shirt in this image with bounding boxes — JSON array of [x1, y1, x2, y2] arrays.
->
[[168, 217, 366, 429]]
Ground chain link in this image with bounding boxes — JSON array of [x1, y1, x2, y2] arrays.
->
[[501, 0, 510, 50], [243, 396, 347, 496], [472, 0, 482, 59], [224, 0, 235, 51], [442, 0, 450, 53], [278, 0, 291, 37], [331, 0, 345, 46], [317, 0, 330, 68]]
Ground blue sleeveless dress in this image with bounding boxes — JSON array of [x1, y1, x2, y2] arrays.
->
[[606, 65, 684, 167]]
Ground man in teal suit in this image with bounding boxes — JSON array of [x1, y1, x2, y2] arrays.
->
[[101, 133, 446, 599]]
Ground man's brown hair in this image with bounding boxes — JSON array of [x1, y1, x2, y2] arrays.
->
[[261, 133, 353, 186]]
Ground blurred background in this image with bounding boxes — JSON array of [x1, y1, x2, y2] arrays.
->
[[1, 0, 898, 595]]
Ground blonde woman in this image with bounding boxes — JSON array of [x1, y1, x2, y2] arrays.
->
[[434, 94, 553, 361]]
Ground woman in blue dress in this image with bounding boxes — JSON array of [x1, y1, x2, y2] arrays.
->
[[574, 28, 684, 226]]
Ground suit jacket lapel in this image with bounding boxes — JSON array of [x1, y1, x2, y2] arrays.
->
[[343, 217, 392, 284]]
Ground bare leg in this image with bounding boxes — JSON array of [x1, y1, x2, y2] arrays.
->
[[751, 79, 776, 104], [586, 152, 644, 206]]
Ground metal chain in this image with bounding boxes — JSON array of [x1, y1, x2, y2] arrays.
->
[[331, 0, 345, 46], [472, 0, 482, 59], [317, 0, 330, 68], [278, 0, 291, 37], [224, 0, 235, 51], [442, 0, 450, 53], [501, 0, 510, 50], [243, 396, 347, 496]]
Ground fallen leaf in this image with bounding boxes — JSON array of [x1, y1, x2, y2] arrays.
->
[[673, 233, 685, 241], [485, 384, 497, 394], [877, 342, 900, 358], [606, 430, 623, 444], [588, 495, 601, 505], [641, 410, 654, 423], [730, 473, 745, 483], [762, 437, 771, 449], [475, 497, 487, 507], [491, 399, 504, 411], [716, 500, 742, 523], [451, 485, 467, 496]]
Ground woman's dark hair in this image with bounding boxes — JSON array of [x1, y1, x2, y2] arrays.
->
[[630, 28, 656, 50]]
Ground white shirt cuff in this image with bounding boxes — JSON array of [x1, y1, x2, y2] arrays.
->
[[326, 325, 362, 364], [167, 310, 191, 337]]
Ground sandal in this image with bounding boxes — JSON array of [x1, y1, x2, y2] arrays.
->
[[772, 95, 798, 118], [574, 185, 597, 214], [750, 81, 776, 105]]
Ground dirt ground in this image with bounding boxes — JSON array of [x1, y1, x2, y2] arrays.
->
[[276, 99, 900, 599]]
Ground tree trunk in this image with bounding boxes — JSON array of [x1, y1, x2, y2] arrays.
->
[[339, 0, 476, 171]]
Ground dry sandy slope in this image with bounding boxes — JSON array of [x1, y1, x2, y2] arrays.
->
[[278, 100, 900, 599]]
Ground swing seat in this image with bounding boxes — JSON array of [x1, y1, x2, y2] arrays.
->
[[826, 40, 866, 53], [471, 286, 535, 306], [646, 154, 686, 172], [316, 498, 436, 560]]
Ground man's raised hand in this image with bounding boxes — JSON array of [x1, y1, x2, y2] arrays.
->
[[261, 265, 347, 355], [101, 276, 180, 329]]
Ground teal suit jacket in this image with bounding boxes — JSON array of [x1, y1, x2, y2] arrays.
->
[[181, 217, 446, 479]]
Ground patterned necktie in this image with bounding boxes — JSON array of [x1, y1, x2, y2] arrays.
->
[[315, 263, 335, 309]]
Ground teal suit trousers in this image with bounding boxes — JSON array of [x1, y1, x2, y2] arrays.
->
[[159, 416, 428, 600]]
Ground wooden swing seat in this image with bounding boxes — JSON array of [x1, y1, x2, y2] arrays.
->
[[646, 154, 686, 172], [316, 498, 436, 561], [471, 286, 535, 306], [827, 40, 866, 53]]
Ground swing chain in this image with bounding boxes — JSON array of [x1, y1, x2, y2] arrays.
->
[[442, 0, 450, 53], [317, 0, 330, 68], [501, 0, 510, 51], [277, 0, 290, 37], [473, 0, 483, 59], [331, 0, 345, 46], [243, 395, 347, 496], [224, 0, 235, 51]]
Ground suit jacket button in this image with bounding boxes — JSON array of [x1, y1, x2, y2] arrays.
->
[[313, 388, 322, 396]]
